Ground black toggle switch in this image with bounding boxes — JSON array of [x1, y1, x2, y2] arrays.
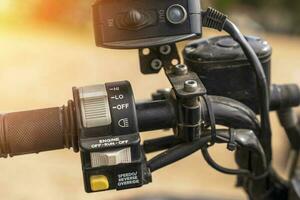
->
[[115, 9, 157, 31], [124, 10, 144, 27]]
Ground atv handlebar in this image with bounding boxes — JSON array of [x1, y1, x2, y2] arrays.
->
[[0, 84, 299, 158]]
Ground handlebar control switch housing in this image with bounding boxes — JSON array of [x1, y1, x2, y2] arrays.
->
[[73, 81, 150, 193], [93, 0, 202, 49]]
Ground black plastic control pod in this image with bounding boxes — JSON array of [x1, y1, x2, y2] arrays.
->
[[73, 81, 150, 193], [93, 0, 202, 49]]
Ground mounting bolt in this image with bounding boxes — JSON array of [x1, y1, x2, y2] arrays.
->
[[174, 64, 188, 75], [159, 45, 172, 55], [184, 45, 197, 54], [151, 59, 163, 70], [184, 80, 198, 92]]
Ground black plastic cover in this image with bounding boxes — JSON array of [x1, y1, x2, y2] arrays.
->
[[183, 36, 272, 112]]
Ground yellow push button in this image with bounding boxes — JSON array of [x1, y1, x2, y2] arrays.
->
[[90, 175, 109, 191]]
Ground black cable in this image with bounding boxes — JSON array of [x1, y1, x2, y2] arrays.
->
[[143, 135, 182, 153], [201, 146, 251, 176], [137, 95, 261, 135], [201, 145, 269, 180], [221, 19, 274, 198], [205, 96, 260, 131], [147, 136, 211, 172], [210, 96, 258, 125], [202, 95, 217, 145], [202, 8, 272, 163], [223, 20, 272, 161], [146, 128, 269, 180], [199, 128, 268, 180]]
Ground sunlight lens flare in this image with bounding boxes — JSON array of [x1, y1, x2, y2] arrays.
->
[[0, 0, 11, 13]]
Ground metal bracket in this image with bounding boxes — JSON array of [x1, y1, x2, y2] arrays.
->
[[138, 43, 180, 74], [163, 61, 206, 142], [165, 65, 206, 99], [139, 43, 206, 141]]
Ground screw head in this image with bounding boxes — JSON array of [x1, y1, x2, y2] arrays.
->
[[159, 45, 172, 55], [184, 80, 198, 92], [174, 64, 188, 75], [151, 59, 163, 70]]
